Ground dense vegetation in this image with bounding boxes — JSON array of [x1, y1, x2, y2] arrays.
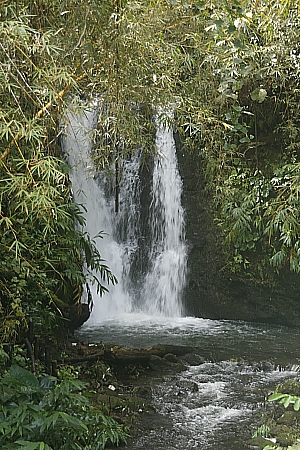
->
[[196, 0, 300, 283], [0, 0, 299, 340], [0, 350, 129, 449], [0, 1, 299, 448]]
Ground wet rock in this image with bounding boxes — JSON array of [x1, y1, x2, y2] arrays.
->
[[149, 355, 170, 371], [248, 436, 276, 449], [100, 343, 195, 367], [148, 355, 186, 372], [175, 379, 199, 393], [164, 353, 183, 364], [182, 352, 206, 366], [276, 380, 300, 396], [277, 410, 300, 425], [153, 344, 196, 357], [249, 361, 274, 372], [68, 304, 90, 332], [133, 386, 152, 399], [276, 428, 298, 447]]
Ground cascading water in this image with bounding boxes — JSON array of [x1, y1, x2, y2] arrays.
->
[[62, 104, 187, 322], [63, 106, 132, 319], [76, 315, 300, 450], [142, 112, 186, 316]]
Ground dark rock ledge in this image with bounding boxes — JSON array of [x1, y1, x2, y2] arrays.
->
[[65, 342, 195, 369]]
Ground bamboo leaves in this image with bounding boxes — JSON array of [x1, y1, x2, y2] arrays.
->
[[0, 5, 116, 342], [221, 163, 300, 274]]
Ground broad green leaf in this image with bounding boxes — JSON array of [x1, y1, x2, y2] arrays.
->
[[251, 88, 267, 103], [9, 366, 40, 391], [39, 377, 56, 390], [294, 397, 300, 411], [282, 395, 293, 408], [268, 392, 287, 402]]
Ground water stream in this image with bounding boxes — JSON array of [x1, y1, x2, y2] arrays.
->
[[77, 316, 300, 450], [63, 105, 299, 449]]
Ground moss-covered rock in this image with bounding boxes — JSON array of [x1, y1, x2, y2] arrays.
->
[[250, 380, 300, 448], [276, 381, 300, 397], [248, 435, 276, 449]]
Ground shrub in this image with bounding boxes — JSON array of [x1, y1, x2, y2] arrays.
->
[[0, 365, 128, 450]]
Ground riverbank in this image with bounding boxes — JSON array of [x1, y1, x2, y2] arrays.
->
[[66, 317, 300, 449], [249, 379, 300, 450]]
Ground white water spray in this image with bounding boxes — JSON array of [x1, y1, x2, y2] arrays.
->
[[63, 105, 187, 322]]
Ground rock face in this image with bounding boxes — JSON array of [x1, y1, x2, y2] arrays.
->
[[176, 140, 300, 326], [68, 304, 90, 332]]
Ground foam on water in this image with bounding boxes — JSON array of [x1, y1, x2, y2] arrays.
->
[[131, 357, 299, 450]]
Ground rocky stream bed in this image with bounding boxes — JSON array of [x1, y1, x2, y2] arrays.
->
[[59, 341, 300, 449]]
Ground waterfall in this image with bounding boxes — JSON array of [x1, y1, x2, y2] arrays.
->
[[62, 104, 187, 322], [142, 112, 186, 316]]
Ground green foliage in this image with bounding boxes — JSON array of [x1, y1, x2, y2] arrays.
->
[[57, 364, 80, 381], [1, 0, 300, 340], [0, 347, 10, 369], [0, 365, 128, 449], [252, 423, 270, 438], [83, 361, 113, 383], [185, 0, 300, 280], [218, 162, 300, 276], [255, 386, 300, 450], [268, 392, 300, 412], [0, 4, 117, 342]]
